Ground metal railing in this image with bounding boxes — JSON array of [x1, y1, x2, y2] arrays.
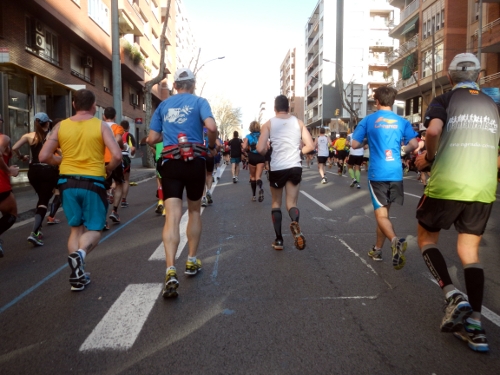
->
[[400, 0, 419, 24], [393, 72, 418, 91], [388, 34, 419, 64], [473, 17, 500, 38], [480, 71, 500, 85]]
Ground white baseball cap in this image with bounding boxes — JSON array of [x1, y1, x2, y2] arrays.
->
[[448, 53, 480, 71], [174, 68, 195, 82]]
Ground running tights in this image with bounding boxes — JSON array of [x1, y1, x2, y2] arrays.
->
[[464, 264, 484, 313], [0, 213, 16, 236], [49, 194, 61, 218], [33, 206, 47, 234], [251, 181, 256, 196]]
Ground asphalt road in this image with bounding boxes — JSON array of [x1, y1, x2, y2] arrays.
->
[[1, 163, 499, 374]]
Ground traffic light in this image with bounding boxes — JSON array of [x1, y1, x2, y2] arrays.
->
[[335, 108, 340, 116]]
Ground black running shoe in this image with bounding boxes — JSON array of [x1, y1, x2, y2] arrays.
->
[[258, 188, 264, 202], [272, 239, 284, 250]]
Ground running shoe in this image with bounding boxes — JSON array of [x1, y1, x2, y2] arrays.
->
[[155, 203, 164, 214], [391, 238, 407, 270], [258, 188, 264, 202], [47, 216, 61, 224], [350, 179, 357, 188], [368, 246, 382, 261], [0, 239, 4, 258], [441, 292, 473, 332], [404, 166, 409, 175], [162, 269, 179, 298], [357, 183, 361, 189], [206, 191, 213, 205], [103, 221, 109, 231], [290, 221, 306, 250], [162, 207, 166, 216], [129, 181, 138, 186], [68, 252, 90, 291], [272, 239, 284, 250], [233, 177, 236, 183], [235, 176, 239, 182], [321, 177, 327, 184], [109, 211, 120, 223], [338, 168, 342, 176], [121, 199, 129, 208], [251, 196, 257, 202], [453, 323, 489, 352], [185, 259, 202, 275], [201, 197, 207, 207], [27, 232, 44, 246]]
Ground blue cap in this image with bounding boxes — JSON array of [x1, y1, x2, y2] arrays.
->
[[34, 112, 51, 123]]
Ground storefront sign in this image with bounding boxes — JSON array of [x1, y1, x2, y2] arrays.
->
[[135, 118, 143, 125]]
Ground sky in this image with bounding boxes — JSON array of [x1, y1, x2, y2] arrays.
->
[[183, 0, 319, 132]]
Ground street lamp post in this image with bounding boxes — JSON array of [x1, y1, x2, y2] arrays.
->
[[194, 56, 225, 75]]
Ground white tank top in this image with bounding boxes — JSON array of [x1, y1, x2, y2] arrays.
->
[[317, 135, 329, 157], [270, 115, 302, 171], [347, 134, 364, 156]]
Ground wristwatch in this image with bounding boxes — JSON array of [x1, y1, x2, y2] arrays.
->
[[208, 144, 216, 150]]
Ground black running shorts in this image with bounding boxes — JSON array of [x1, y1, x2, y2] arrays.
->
[[248, 152, 265, 166], [317, 156, 328, 164], [269, 167, 302, 189], [348, 155, 364, 166], [205, 155, 215, 173], [105, 162, 124, 188], [416, 195, 493, 235], [336, 150, 348, 160], [368, 180, 404, 210], [160, 158, 206, 201]]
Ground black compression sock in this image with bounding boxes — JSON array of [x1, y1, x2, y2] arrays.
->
[[0, 213, 16, 236], [257, 179, 262, 189], [49, 195, 61, 217], [251, 181, 256, 196], [32, 207, 47, 233], [422, 246, 453, 288], [288, 207, 300, 223], [271, 209, 282, 240], [464, 265, 484, 313]]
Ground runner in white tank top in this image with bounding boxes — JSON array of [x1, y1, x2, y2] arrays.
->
[[314, 128, 331, 184], [256, 95, 314, 252]]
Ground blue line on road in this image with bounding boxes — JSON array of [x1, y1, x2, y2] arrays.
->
[[0, 203, 156, 315]]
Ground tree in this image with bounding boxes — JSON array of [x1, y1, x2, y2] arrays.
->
[[142, 0, 171, 167], [210, 97, 242, 140]]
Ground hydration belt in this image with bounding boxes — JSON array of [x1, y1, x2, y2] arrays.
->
[[161, 143, 208, 160], [58, 175, 108, 208]]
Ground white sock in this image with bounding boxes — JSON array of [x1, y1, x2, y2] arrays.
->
[[166, 266, 176, 273], [77, 249, 86, 260], [188, 256, 197, 263], [445, 289, 460, 300]]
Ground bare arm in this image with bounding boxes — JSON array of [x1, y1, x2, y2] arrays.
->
[[415, 119, 443, 170], [39, 124, 62, 165], [242, 137, 249, 151], [11, 133, 32, 162], [102, 123, 122, 174], [256, 121, 270, 155], [300, 120, 314, 154], [147, 130, 162, 146], [0, 135, 19, 177]]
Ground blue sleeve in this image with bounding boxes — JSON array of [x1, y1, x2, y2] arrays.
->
[[402, 119, 417, 144], [150, 104, 163, 133], [198, 98, 214, 122], [352, 117, 367, 143]]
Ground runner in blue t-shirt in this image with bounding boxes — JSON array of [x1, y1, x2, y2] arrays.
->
[[352, 86, 417, 270]]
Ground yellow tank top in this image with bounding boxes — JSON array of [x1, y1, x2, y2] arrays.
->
[[59, 117, 106, 178]]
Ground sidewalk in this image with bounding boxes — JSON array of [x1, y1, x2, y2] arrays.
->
[[12, 157, 155, 222]]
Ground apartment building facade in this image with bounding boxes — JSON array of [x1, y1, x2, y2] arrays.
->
[[0, 0, 183, 182], [388, 0, 469, 123], [279, 47, 305, 122], [304, 0, 398, 137]]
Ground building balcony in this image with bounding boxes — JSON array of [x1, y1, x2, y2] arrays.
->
[[389, 0, 407, 9], [472, 17, 500, 53], [388, 34, 419, 67], [120, 40, 146, 82], [118, 0, 144, 36], [389, 0, 420, 38], [368, 56, 388, 66], [480, 71, 500, 86], [392, 72, 418, 92], [368, 75, 392, 85], [307, 15, 320, 37], [369, 38, 395, 49], [307, 98, 319, 110]]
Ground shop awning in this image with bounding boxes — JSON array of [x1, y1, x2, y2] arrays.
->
[[401, 15, 419, 36]]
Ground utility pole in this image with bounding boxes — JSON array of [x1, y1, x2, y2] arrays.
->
[[431, 22, 436, 98], [478, 0, 483, 60], [111, 0, 122, 122], [350, 81, 354, 131]]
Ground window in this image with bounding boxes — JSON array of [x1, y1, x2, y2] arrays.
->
[[441, 10, 445, 27], [151, 0, 159, 21], [25, 17, 60, 65], [436, 12, 440, 31], [88, 0, 110, 34], [103, 69, 112, 94], [423, 21, 427, 39], [70, 45, 93, 83], [474, 2, 479, 21], [422, 44, 443, 78]]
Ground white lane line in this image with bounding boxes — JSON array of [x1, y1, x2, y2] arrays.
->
[[303, 295, 379, 300], [149, 164, 226, 261], [300, 191, 332, 211], [80, 283, 162, 351], [336, 236, 378, 275], [404, 192, 422, 198], [426, 274, 500, 328]]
